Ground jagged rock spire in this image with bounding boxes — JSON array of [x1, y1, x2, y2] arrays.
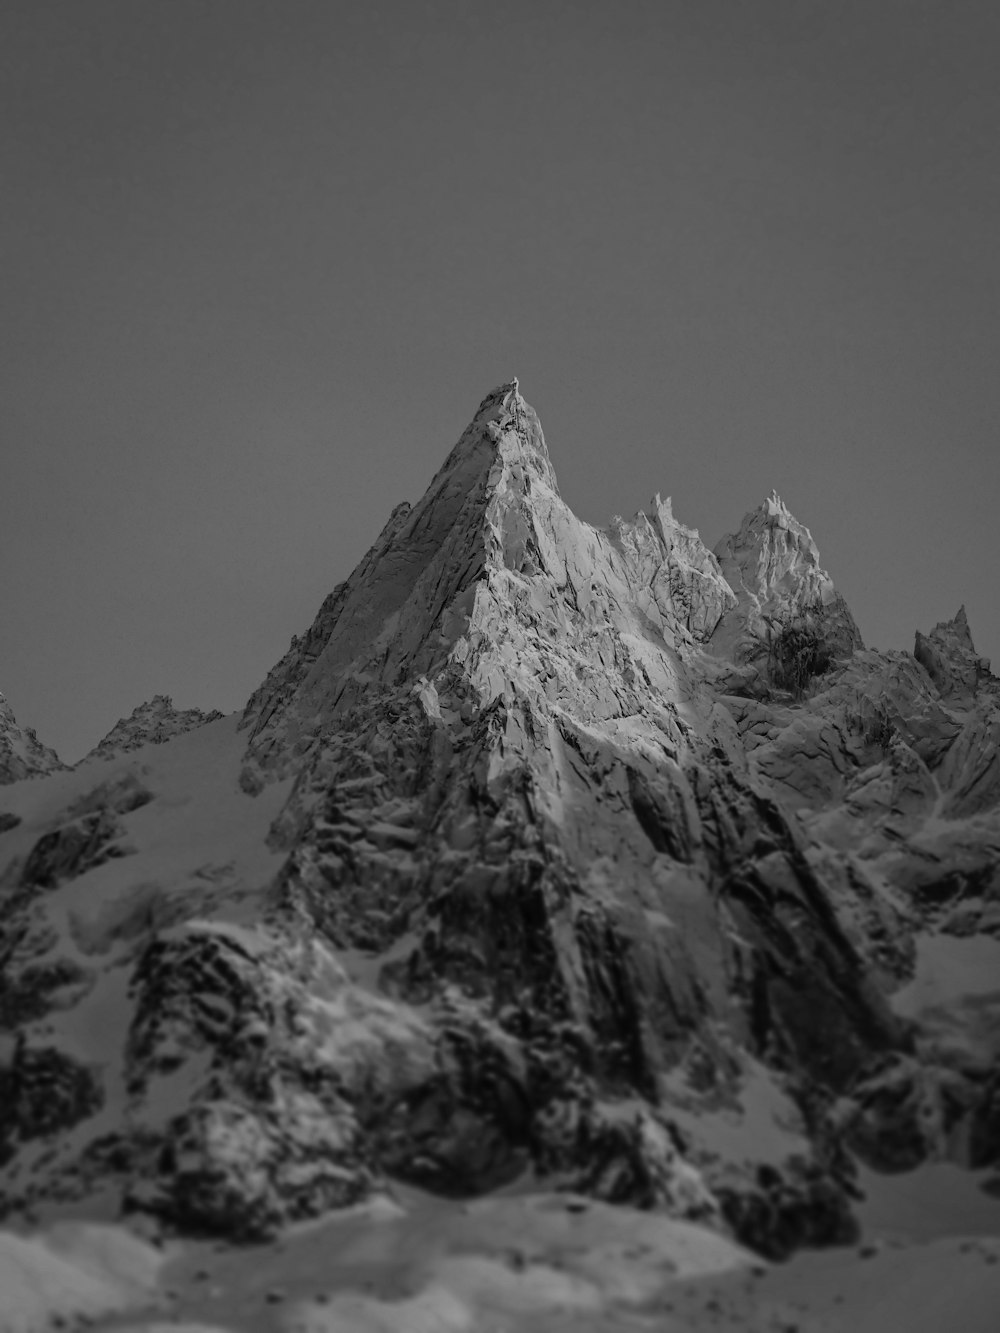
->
[[241, 381, 562, 762], [445, 378, 558, 492], [0, 690, 63, 784], [620, 493, 737, 642], [715, 491, 827, 602], [708, 492, 863, 675], [914, 605, 992, 699]]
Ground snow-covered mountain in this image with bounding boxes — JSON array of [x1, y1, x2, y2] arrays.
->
[[1, 382, 998, 1289], [85, 694, 225, 762]]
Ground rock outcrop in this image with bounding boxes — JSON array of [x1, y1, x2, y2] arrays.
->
[[0, 692, 62, 785], [84, 695, 224, 762], [914, 605, 992, 700], [1, 381, 998, 1262]]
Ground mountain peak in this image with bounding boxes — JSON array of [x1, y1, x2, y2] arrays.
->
[[715, 494, 824, 596], [242, 382, 560, 761], [451, 378, 557, 491], [762, 488, 790, 519], [914, 605, 992, 698], [732, 491, 820, 560], [0, 690, 63, 783], [477, 374, 519, 406], [709, 495, 862, 673], [244, 386, 878, 766]]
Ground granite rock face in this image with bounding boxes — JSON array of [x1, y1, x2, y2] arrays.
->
[[1, 382, 998, 1258], [0, 693, 63, 785], [85, 695, 224, 762]]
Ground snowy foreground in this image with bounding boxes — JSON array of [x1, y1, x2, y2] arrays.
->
[[2, 1167, 999, 1333]]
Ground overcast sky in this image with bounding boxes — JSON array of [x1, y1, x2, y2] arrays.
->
[[3, 0, 998, 761]]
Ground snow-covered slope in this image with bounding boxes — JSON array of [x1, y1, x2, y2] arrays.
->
[[0, 716, 295, 1222], [1, 382, 998, 1281], [0, 1222, 163, 1333]]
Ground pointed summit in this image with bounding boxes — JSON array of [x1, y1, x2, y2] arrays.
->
[[241, 382, 562, 763], [914, 605, 991, 699], [245, 388, 883, 770], [950, 604, 973, 646], [762, 488, 792, 520], [708, 495, 862, 679], [718, 491, 824, 584], [714, 493, 827, 610], [442, 378, 558, 493]]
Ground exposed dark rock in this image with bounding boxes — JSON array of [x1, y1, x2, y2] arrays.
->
[[0, 1041, 103, 1165], [837, 1054, 990, 1173], [969, 1071, 1000, 1169], [66, 771, 154, 818], [19, 810, 132, 890], [718, 1160, 859, 1260], [120, 922, 427, 1236], [0, 956, 94, 1030]]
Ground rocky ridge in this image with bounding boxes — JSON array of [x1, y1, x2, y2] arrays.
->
[[0, 693, 63, 787], [0, 382, 998, 1262], [85, 694, 225, 761]]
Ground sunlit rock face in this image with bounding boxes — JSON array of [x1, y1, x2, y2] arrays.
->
[[0, 692, 63, 785], [1, 382, 998, 1261]]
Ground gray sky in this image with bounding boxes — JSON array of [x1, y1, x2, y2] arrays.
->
[[3, 0, 998, 761]]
